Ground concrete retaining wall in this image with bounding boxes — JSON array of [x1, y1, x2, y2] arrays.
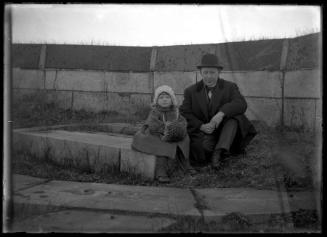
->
[[11, 33, 322, 131], [12, 68, 321, 130]]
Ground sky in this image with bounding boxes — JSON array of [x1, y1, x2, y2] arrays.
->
[[10, 4, 321, 46]]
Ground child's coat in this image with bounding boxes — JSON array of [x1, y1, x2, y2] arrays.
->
[[132, 105, 189, 159]]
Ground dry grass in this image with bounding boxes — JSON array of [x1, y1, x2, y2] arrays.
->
[[12, 92, 318, 191]]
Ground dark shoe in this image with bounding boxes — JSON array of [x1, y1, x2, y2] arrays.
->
[[211, 149, 223, 170], [187, 167, 197, 176], [157, 175, 170, 183]]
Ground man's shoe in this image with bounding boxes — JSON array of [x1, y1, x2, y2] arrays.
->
[[211, 149, 223, 170], [187, 167, 197, 176], [157, 175, 170, 183]]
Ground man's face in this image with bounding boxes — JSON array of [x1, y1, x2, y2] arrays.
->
[[200, 67, 220, 87]]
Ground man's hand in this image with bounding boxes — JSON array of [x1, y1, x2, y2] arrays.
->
[[200, 122, 216, 134], [210, 111, 225, 128]]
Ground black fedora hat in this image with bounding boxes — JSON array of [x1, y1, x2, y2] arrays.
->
[[197, 53, 223, 69]]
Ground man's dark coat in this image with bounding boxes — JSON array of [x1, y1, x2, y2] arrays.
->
[[180, 78, 257, 162]]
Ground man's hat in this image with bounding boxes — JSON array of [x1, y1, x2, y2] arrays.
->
[[197, 53, 223, 70]]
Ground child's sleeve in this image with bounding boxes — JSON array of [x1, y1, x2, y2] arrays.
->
[[145, 110, 165, 135]]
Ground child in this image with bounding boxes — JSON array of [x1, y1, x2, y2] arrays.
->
[[132, 85, 196, 183]]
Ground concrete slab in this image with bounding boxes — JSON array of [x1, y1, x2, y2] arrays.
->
[[45, 44, 152, 71], [12, 68, 44, 89], [104, 72, 152, 93], [12, 44, 42, 69], [155, 45, 216, 71], [73, 91, 107, 112], [11, 209, 175, 233], [245, 97, 282, 127], [14, 180, 201, 217], [195, 188, 292, 223], [120, 148, 156, 179], [13, 129, 159, 176], [46, 90, 73, 110], [13, 130, 125, 171], [54, 70, 105, 91], [154, 71, 196, 94], [284, 99, 316, 131], [315, 99, 322, 134], [44, 69, 57, 90], [287, 191, 317, 211], [220, 71, 282, 98], [284, 69, 321, 98], [13, 174, 48, 192]]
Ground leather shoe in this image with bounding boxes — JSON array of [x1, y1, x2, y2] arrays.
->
[[157, 175, 170, 183], [211, 150, 223, 169], [187, 167, 197, 176]]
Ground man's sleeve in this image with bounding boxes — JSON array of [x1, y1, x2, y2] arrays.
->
[[219, 83, 247, 117], [180, 88, 203, 132]]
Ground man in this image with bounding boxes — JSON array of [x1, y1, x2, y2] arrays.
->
[[180, 54, 257, 169]]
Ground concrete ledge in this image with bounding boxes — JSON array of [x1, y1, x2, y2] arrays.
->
[[13, 126, 157, 179], [120, 148, 156, 179]]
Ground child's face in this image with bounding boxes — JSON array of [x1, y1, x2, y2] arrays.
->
[[157, 93, 172, 108]]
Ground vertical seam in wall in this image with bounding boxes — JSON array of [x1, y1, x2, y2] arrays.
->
[[71, 91, 74, 111], [279, 39, 290, 128], [314, 99, 317, 132], [150, 47, 157, 101]]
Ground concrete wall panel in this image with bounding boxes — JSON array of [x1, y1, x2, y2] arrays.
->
[[245, 97, 282, 127], [105, 93, 152, 116], [209, 71, 281, 98], [315, 99, 322, 133], [12, 44, 41, 69], [104, 72, 152, 93], [154, 71, 196, 94], [155, 45, 216, 71], [284, 69, 321, 98], [45, 45, 152, 71], [73, 92, 106, 112], [286, 33, 321, 70], [284, 99, 316, 131], [45, 70, 57, 90], [12, 68, 44, 89], [13, 89, 40, 100], [47, 90, 73, 110], [55, 70, 105, 91]]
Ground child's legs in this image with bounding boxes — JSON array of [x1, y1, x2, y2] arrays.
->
[[176, 147, 193, 171], [155, 156, 169, 177]]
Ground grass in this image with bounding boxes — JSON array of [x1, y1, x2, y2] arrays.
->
[[12, 92, 318, 191]]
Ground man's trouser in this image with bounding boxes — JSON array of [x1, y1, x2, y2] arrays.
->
[[190, 118, 238, 165]]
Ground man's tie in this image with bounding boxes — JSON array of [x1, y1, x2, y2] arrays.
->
[[207, 87, 213, 100]]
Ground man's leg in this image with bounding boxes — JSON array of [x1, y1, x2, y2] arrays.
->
[[215, 118, 238, 152], [211, 119, 238, 169], [201, 133, 220, 167]]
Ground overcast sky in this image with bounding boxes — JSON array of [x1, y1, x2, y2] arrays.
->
[[10, 4, 321, 46]]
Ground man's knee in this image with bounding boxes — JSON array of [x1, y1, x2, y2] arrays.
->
[[223, 118, 238, 127]]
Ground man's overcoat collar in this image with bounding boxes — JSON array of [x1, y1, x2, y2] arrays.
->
[[195, 78, 224, 92]]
